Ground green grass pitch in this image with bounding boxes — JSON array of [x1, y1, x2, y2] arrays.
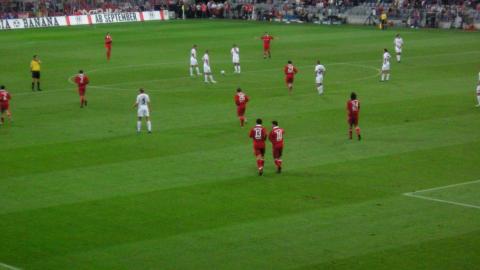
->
[[0, 20, 479, 269]]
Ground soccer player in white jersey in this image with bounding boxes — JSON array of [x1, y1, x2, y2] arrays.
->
[[381, 48, 391, 82], [231, 44, 241, 74], [133, 88, 152, 133], [476, 78, 480, 107], [314, 60, 326, 95], [189, 44, 201, 77], [202, 50, 216, 83], [394, 34, 404, 63]]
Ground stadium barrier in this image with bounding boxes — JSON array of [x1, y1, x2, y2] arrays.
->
[[0, 10, 169, 31]]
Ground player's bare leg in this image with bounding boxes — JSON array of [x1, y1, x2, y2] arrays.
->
[[476, 95, 480, 107], [287, 83, 293, 94], [106, 48, 111, 61]]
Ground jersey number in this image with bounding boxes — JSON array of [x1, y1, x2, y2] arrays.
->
[[274, 129, 283, 141], [141, 98, 147, 105], [254, 128, 263, 140], [351, 101, 359, 112]]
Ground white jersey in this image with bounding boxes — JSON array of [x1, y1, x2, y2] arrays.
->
[[477, 84, 480, 95], [315, 64, 325, 83], [382, 52, 391, 71], [202, 53, 211, 73], [136, 93, 150, 117], [394, 37, 403, 53], [190, 48, 198, 66], [231, 47, 240, 63]]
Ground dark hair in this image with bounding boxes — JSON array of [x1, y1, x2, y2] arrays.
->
[[236, 87, 242, 92], [287, 60, 292, 64], [0, 85, 4, 89], [79, 70, 84, 74], [139, 88, 145, 93], [256, 118, 262, 124], [272, 120, 278, 126], [33, 55, 37, 58], [351, 92, 357, 100], [384, 48, 388, 52]]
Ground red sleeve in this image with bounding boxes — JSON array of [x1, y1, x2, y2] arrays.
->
[[249, 128, 253, 138], [235, 95, 239, 105], [262, 128, 267, 140], [294, 67, 298, 74], [85, 76, 90, 84], [7, 93, 11, 100], [268, 130, 274, 143], [284, 66, 288, 75], [74, 76, 79, 85]]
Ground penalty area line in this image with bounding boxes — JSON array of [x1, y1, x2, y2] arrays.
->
[[403, 179, 480, 210], [0, 262, 22, 270]]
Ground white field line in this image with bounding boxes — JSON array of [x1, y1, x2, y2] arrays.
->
[[403, 179, 480, 210], [0, 262, 22, 270]]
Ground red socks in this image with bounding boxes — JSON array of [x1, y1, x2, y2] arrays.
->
[[349, 128, 353, 139], [256, 159, 264, 170], [240, 116, 244, 127]]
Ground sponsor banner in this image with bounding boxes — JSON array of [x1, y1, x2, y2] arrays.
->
[[92, 12, 140, 24], [0, 16, 67, 30], [66, 15, 91, 26], [0, 11, 168, 31]]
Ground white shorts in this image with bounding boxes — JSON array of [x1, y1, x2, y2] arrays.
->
[[382, 63, 390, 71], [395, 47, 402, 53], [232, 56, 239, 64], [138, 106, 150, 117], [315, 76, 324, 84], [190, 58, 198, 66], [203, 65, 211, 73]]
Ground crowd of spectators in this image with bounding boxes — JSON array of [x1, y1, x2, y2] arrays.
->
[[1, 0, 479, 29]]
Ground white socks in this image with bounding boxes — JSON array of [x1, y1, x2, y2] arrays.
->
[[477, 96, 480, 106], [196, 67, 200, 75], [317, 85, 323, 95], [396, 55, 401, 62], [234, 65, 241, 73], [204, 75, 216, 83], [386, 74, 390, 80], [381, 74, 385, 81], [381, 74, 390, 81], [137, 121, 152, 132], [189, 67, 193, 76], [191, 67, 201, 76]]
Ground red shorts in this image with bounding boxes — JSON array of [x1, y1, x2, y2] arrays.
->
[[78, 88, 86, 96], [272, 146, 283, 159], [254, 146, 265, 156], [263, 45, 270, 52], [0, 102, 9, 112], [285, 76, 294, 84], [237, 106, 246, 117], [348, 115, 359, 126], [105, 45, 111, 50]]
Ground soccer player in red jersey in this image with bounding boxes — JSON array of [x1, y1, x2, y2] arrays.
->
[[74, 70, 90, 108], [249, 118, 267, 176], [347, 92, 361, 140], [0, 85, 12, 125], [268, 120, 285, 173], [234, 87, 249, 127], [260, 32, 274, 59], [284, 60, 298, 94], [105, 32, 112, 61]]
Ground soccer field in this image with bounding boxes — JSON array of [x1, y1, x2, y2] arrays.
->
[[0, 20, 479, 269]]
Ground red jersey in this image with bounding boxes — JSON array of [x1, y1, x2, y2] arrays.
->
[[249, 124, 267, 148], [261, 35, 273, 47], [269, 126, 284, 148], [347, 99, 360, 117], [75, 74, 90, 90], [284, 64, 298, 78], [105, 35, 112, 46], [0, 90, 11, 105], [235, 92, 249, 107]]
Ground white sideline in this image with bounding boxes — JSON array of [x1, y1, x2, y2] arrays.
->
[[403, 179, 480, 210], [0, 262, 22, 270]]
